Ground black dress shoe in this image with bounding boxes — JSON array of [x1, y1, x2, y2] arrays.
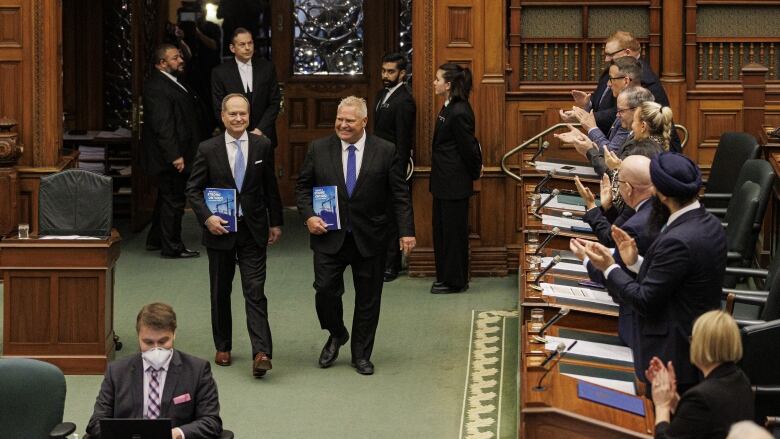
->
[[351, 358, 374, 375], [430, 283, 469, 294], [146, 244, 161, 251], [432, 281, 445, 288], [318, 333, 349, 368], [161, 249, 200, 259], [383, 269, 398, 282]]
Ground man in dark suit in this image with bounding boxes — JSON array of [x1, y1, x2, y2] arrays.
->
[[373, 53, 416, 282], [87, 303, 222, 439], [186, 93, 283, 378], [581, 152, 726, 393], [211, 27, 281, 148], [296, 96, 415, 375], [143, 43, 207, 259], [572, 155, 658, 347]]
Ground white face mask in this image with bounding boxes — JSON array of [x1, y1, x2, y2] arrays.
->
[[142, 347, 173, 369]]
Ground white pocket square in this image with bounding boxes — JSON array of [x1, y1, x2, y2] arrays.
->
[[254, 160, 263, 164]]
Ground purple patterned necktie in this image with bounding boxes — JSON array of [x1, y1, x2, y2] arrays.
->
[[346, 145, 357, 197], [146, 367, 161, 419]]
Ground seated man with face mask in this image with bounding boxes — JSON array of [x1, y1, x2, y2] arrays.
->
[[87, 303, 223, 439]]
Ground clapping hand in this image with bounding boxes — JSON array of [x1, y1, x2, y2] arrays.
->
[[574, 176, 597, 210], [559, 109, 578, 123], [569, 238, 590, 261], [649, 358, 679, 412], [599, 173, 613, 211], [605, 147, 622, 170], [571, 107, 597, 132], [571, 90, 591, 108], [611, 225, 638, 266], [554, 124, 596, 157], [582, 240, 615, 272]]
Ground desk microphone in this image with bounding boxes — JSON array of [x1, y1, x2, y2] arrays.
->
[[533, 340, 577, 392], [528, 141, 549, 165], [539, 342, 566, 368], [530, 255, 561, 291], [534, 171, 553, 194], [537, 307, 571, 340], [533, 189, 560, 219], [534, 227, 560, 255]]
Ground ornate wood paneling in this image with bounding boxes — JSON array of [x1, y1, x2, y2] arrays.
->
[[8, 274, 51, 343], [446, 6, 473, 48], [58, 275, 100, 343], [0, 5, 22, 46]]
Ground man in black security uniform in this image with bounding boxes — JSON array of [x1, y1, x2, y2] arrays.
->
[[143, 43, 208, 258], [373, 53, 416, 282]]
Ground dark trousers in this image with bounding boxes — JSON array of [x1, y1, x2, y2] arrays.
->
[[207, 222, 272, 357], [384, 202, 401, 273], [147, 170, 187, 255], [432, 197, 469, 288], [313, 234, 385, 361]]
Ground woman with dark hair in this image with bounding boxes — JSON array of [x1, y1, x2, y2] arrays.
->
[[429, 63, 482, 294]]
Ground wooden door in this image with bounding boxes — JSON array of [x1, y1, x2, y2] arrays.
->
[[130, 0, 168, 231], [270, 1, 398, 205]]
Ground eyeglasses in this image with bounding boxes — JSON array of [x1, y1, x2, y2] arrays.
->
[[604, 48, 627, 58], [616, 106, 636, 116], [608, 75, 626, 83], [617, 179, 633, 189]]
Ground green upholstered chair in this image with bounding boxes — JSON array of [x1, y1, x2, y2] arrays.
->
[[0, 358, 76, 438]]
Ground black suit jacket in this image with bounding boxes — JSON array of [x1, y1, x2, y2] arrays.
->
[[211, 57, 281, 146], [585, 199, 657, 347], [186, 133, 283, 250], [86, 350, 222, 439], [430, 98, 480, 199], [654, 362, 754, 439], [373, 84, 416, 163], [296, 133, 414, 257], [142, 70, 206, 176], [605, 206, 727, 385]]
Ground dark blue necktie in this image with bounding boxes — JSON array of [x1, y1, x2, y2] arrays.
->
[[346, 144, 357, 197]]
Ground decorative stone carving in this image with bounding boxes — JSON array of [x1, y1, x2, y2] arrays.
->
[[0, 117, 22, 166]]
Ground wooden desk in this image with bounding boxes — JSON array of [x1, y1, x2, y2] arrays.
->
[[1, 231, 121, 374]]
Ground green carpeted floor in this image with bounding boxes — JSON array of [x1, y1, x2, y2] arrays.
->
[[1, 209, 518, 438]]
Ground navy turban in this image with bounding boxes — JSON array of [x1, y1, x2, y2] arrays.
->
[[650, 152, 702, 198]]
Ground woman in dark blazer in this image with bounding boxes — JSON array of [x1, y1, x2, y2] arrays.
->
[[429, 63, 481, 294], [648, 310, 754, 439]]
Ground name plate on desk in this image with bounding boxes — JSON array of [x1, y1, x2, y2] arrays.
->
[[577, 381, 646, 416]]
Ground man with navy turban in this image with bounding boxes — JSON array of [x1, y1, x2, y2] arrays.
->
[[573, 152, 726, 394]]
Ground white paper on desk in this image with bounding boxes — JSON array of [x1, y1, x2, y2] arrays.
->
[[540, 282, 618, 308], [541, 214, 592, 231], [39, 235, 102, 240], [544, 335, 633, 364], [541, 257, 586, 274], [534, 161, 598, 177], [546, 196, 586, 212], [563, 374, 637, 395]]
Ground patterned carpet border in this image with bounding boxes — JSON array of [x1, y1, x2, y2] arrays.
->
[[460, 310, 519, 439]]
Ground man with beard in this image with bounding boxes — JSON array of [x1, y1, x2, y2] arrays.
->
[[143, 44, 208, 258], [574, 152, 726, 394], [373, 53, 416, 282]]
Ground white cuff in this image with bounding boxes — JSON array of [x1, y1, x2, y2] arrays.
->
[[627, 255, 644, 273], [175, 427, 185, 439], [604, 263, 622, 279], [582, 256, 590, 267]]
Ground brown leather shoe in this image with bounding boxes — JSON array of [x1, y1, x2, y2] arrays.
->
[[215, 351, 231, 366], [253, 352, 272, 378]]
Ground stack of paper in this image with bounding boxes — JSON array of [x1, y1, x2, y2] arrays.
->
[[541, 214, 592, 232], [546, 196, 586, 212], [78, 145, 105, 161], [565, 374, 637, 395], [544, 335, 633, 364], [78, 161, 105, 175], [540, 282, 618, 309], [541, 256, 587, 274]]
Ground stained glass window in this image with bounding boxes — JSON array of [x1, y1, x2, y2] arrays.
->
[[293, 0, 364, 75]]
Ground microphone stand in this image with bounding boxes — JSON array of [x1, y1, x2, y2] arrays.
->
[[533, 340, 577, 392], [534, 171, 553, 194], [534, 227, 560, 255], [527, 141, 549, 166], [533, 189, 560, 219], [532, 307, 570, 342], [529, 255, 561, 292]]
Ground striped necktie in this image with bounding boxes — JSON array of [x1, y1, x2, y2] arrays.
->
[[146, 367, 161, 419], [346, 145, 357, 197]]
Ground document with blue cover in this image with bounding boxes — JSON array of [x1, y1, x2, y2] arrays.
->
[[577, 381, 646, 416], [204, 188, 237, 232], [313, 186, 340, 230]]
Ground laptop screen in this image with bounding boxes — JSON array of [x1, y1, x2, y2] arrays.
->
[[99, 418, 172, 439]]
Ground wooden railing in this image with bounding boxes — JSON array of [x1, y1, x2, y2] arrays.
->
[[518, 41, 650, 82], [696, 40, 779, 81]]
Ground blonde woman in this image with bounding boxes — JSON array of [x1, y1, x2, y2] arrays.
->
[[648, 310, 754, 439]]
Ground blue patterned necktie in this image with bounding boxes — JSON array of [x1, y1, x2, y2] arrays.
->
[[346, 144, 357, 197], [234, 140, 245, 191], [146, 367, 161, 419]]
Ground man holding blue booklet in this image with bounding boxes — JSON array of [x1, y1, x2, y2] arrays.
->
[[296, 96, 416, 375], [186, 93, 283, 378]]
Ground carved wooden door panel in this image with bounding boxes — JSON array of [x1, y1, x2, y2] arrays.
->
[[271, 1, 393, 205]]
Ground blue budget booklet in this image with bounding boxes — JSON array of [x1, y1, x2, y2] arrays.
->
[[313, 186, 340, 230], [204, 188, 238, 232]]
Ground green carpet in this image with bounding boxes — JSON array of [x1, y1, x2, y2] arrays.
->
[[0, 209, 518, 438]]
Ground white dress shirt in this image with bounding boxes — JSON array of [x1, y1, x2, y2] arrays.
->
[[236, 58, 253, 93], [160, 70, 187, 92], [142, 351, 184, 438], [341, 130, 367, 181], [381, 82, 404, 105], [225, 130, 249, 176]]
